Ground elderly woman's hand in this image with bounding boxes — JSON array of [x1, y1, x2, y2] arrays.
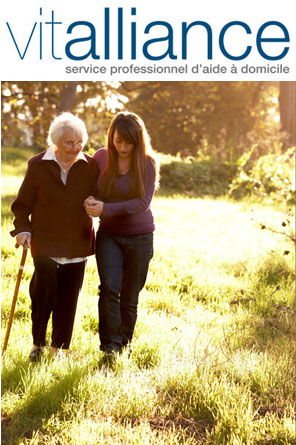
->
[[16, 233, 31, 248], [84, 196, 104, 217], [84, 196, 97, 206]]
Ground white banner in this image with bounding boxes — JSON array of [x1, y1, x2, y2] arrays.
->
[[0, 0, 295, 80]]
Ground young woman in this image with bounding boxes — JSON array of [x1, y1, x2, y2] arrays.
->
[[84, 111, 159, 356]]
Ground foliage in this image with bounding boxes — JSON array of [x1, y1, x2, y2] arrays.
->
[[3, 81, 294, 163], [1, 149, 295, 444], [1, 82, 119, 151], [229, 146, 295, 203], [119, 81, 286, 161], [159, 156, 237, 196]]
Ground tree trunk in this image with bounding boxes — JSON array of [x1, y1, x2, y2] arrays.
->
[[59, 82, 78, 112], [279, 81, 296, 147]]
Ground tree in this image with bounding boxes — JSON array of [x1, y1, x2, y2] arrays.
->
[[118, 81, 279, 161], [58, 82, 79, 112], [279, 81, 296, 147], [2, 81, 285, 160], [1, 82, 116, 150]]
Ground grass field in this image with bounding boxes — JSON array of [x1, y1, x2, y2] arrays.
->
[[1, 148, 295, 444]]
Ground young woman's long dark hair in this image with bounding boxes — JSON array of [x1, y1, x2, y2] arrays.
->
[[100, 112, 158, 199]]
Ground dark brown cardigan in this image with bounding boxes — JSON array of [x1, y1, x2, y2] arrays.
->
[[10, 151, 99, 258]]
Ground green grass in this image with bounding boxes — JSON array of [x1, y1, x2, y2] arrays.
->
[[1, 147, 295, 444]]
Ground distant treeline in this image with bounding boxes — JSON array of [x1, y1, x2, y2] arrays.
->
[[2, 81, 295, 162]]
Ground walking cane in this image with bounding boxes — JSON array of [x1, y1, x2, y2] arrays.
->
[[2, 243, 28, 354]]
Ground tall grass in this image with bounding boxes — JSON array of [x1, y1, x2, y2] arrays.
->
[[1, 148, 295, 444]]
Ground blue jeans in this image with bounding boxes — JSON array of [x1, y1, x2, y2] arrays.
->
[[96, 231, 154, 351]]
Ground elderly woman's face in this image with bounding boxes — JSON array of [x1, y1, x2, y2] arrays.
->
[[56, 127, 83, 159]]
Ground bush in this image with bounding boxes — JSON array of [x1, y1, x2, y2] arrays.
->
[[159, 158, 237, 196], [1, 146, 36, 164], [229, 147, 295, 203]]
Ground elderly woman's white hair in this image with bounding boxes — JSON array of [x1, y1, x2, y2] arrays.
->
[[47, 112, 88, 147]]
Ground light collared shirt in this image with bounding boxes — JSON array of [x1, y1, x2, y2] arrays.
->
[[42, 145, 88, 184], [20, 147, 89, 265]]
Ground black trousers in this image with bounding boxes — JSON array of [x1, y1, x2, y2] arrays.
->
[[29, 257, 85, 349]]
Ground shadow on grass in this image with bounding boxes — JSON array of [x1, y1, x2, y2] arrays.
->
[[255, 254, 295, 287], [1, 346, 125, 444], [1, 357, 92, 444]]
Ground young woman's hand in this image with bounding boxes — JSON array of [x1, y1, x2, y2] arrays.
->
[[84, 196, 104, 217]]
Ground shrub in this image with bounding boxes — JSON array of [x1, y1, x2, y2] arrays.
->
[[159, 158, 237, 196], [229, 147, 295, 203]]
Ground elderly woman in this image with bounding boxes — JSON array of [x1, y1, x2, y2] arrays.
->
[[10, 112, 99, 361]]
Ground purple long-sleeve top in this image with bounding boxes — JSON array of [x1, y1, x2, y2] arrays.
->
[[93, 148, 156, 235]]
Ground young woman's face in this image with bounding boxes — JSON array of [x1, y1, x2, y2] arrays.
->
[[113, 129, 134, 159]]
